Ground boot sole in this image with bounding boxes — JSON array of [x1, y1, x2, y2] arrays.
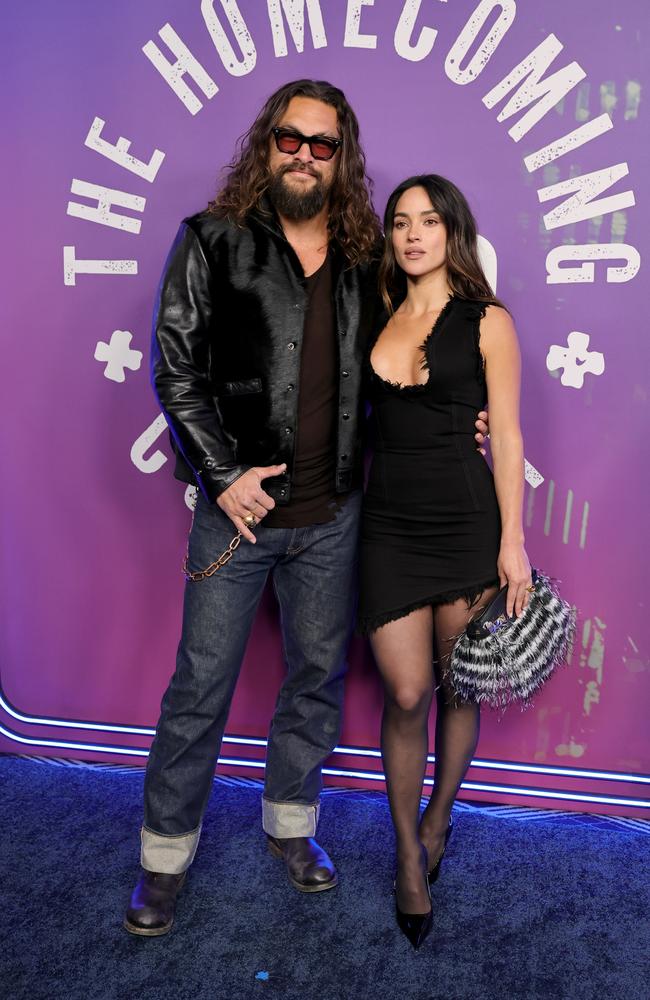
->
[[123, 917, 174, 937], [267, 840, 338, 893]]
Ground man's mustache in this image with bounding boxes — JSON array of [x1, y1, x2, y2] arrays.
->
[[277, 162, 320, 179]]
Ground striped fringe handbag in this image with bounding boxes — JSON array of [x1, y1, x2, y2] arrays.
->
[[449, 570, 575, 708]]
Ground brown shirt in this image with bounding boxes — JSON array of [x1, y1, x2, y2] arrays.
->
[[264, 252, 343, 528]]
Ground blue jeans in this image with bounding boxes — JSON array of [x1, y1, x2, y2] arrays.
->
[[141, 490, 361, 873]]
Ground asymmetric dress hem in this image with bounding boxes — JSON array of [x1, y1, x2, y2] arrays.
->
[[356, 576, 500, 636]]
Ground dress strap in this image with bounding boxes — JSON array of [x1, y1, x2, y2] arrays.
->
[[453, 298, 488, 386]]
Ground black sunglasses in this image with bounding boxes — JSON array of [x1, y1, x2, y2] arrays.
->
[[271, 127, 342, 161]]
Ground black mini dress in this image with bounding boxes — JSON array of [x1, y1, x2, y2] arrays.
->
[[357, 296, 501, 635]]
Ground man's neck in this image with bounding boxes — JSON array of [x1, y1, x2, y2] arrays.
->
[[277, 206, 331, 277], [277, 206, 330, 251]]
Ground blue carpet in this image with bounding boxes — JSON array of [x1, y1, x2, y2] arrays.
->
[[1, 755, 648, 1000]]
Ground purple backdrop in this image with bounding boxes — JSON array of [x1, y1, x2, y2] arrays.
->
[[2, 1, 648, 815]]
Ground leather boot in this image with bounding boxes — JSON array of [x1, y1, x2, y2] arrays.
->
[[123, 869, 186, 936], [267, 836, 338, 893]]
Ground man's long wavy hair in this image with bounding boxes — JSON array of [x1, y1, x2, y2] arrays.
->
[[209, 79, 381, 267], [378, 174, 506, 313]]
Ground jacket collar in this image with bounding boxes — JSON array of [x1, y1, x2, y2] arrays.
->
[[247, 196, 286, 241], [247, 196, 345, 270]]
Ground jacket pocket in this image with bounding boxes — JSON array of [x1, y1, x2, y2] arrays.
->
[[214, 378, 263, 396]]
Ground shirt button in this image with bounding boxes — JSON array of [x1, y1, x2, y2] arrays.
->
[[342, 413, 350, 421], [204, 458, 215, 469], [340, 454, 349, 461], [286, 384, 294, 392], [284, 426, 293, 434], [280, 489, 287, 496], [342, 370, 350, 378], [287, 342, 296, 351]]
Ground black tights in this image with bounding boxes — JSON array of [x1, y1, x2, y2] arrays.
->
[[370, 589, 497, 914]]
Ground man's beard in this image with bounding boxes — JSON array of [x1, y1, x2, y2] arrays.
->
[[267, 164, 331, 221]]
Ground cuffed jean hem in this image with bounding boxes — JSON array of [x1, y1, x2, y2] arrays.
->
[[140, 823, 202, 875], [262, 797, 321, 838]]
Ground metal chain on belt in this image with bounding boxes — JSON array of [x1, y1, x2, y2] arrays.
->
[[181, 489, 249, 582], [182, 529, 242, 582]]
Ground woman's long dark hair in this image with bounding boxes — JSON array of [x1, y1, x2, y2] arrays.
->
[[209, 79, 381, 267], [378, 174, 506, 313]]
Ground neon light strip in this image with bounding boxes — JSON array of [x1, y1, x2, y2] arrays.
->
[[320, 768, 649, 810], [0, 691, 154, 735], [2, 689, 648, 787], [2, 723, 648, 810], [220, 737, 650, 786], [0, 723, 149, 757], [3, 714, 648, 788]]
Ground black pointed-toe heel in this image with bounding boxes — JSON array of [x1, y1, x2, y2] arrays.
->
[[426, 818, 454, 887], [395, 901, 433, 950], [394, 847, 433, 950]]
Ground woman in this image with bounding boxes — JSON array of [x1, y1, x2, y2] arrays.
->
[[358, 175, 532, 948]]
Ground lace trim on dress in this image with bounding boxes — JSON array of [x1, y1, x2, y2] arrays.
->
[[462, 299, 488, 386], [417, 294, 456, 378], [368, 295, 456, 394], [357, 576, 500, 636]]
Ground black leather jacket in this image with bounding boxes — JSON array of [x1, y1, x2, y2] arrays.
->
[[151, 206, 378, 505]]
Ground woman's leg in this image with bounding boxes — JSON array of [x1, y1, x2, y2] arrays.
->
[[419, 587, 499, 870], [370, 606, 435, 914]]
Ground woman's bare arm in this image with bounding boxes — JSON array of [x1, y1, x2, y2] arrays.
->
[[480, 305, 532, 617]]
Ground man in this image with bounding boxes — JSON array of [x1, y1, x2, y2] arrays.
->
[[125, 79, 488, 936]]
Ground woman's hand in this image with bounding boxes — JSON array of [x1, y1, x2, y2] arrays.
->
[[474, 409, 489, 455], [497, 541, 533, 618]]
